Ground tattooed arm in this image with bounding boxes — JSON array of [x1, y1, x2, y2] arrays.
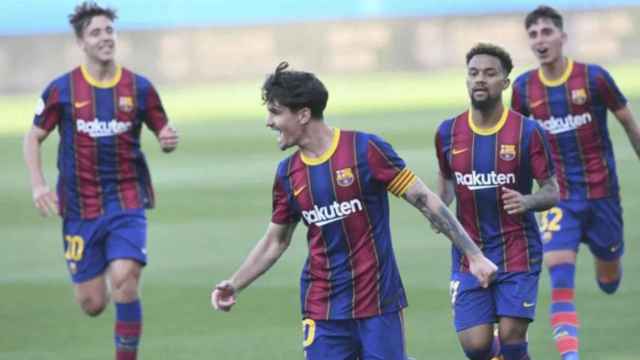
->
[[502, 176, 559, 215], [436, 172, 455, 207], [403, 177, 497, 287]]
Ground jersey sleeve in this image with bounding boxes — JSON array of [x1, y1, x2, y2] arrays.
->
[[528, 122, 555, 181], [142, 82, 169, 134], [366, 134, 417, 197], [510, 75, 529, 116], [435, 123, 453, 179], [593, 65, 627, 112], [33, 83, 62, 132], [271, 173, 300, 225]]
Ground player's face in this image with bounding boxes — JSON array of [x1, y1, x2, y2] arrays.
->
[[78, 15, 116, 64], [527, 18, 566, 66], [265, 101, 308, 151], [466, 54, 509, 111]]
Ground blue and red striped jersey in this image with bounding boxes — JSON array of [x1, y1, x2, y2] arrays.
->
[[435, 109, 554, 273], [33, 65, 168, 219], [511, 60, 627, 200], [271, 129, 417, 320]]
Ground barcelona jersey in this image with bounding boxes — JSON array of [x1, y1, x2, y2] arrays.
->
[[511, 59, 627, 200], [33, 65, 168, 219], [271, 129, 417, 320], [435, 109, 554, 273]]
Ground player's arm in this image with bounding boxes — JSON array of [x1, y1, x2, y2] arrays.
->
[[436, 172, 455, 207], [614, 106, 640, 160], [23, 125, 58, 217], [157, 124, 179, 153], [211, 221, 297, 312], [402, 178, 496, 287], [502, 176, 559, 215]]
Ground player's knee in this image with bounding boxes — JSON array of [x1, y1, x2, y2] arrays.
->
[[463, 346, 494, 360], [79, 296, 107, 317]]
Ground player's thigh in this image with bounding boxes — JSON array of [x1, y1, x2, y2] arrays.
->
[[105, 209, 148, 266], [62, 216, 109, 284], [497, 316, 530, 344], [358, 311, 407, 360], [451, 272, 496, 333], [540, 201, 584, 254], [494, 272, 539, 326], [585, 197, 624, 262], [302, 318, 359, 360]]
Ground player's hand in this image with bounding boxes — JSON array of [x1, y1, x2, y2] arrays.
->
[[158, 124, 178, 153], [211, 280, 237, 312], [467, 253, 497, 288], [32, 184, 59, 217], [502, 187, 529, 215]]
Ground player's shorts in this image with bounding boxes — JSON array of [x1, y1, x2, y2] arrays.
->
[[540, 196, 624, 261], [450, 271, 540, 332], [61, 209, 147, 283], [302, 311, 408, 360]]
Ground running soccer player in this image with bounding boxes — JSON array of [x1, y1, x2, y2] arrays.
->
[[23, 2, 178, 359], [511, 6, 640, 359], [211, 61, 497, 359], [435, 43, 558, 360]]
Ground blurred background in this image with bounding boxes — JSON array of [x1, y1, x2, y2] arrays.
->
[[1, 1, 639, 359]]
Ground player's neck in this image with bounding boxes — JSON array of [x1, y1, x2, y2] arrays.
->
[[299, 122, 335, 159], [83, 60, 118, 82], [471, 102, 504, 128], [540, 56, 568, 81]]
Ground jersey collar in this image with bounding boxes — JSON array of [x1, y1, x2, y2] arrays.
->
[[538, 58, 574, 87], [80, 64, 122, 88], [468, 107, 509, 136], [300, 128, 341, 166]]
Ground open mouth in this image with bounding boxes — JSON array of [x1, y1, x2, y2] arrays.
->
[[536, 47, 549, 57]]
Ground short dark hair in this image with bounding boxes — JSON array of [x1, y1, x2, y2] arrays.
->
[[262, 62, 329, 119], [68, 1, 117, 38], [465, 43, 514, 76], [525, 5, 563, 30]]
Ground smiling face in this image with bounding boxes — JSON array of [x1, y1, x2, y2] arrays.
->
[[466, 54, 509, 111], [527, 17, 566, 66], [77, 15, 116, 65], [265, 101, 310, 151]]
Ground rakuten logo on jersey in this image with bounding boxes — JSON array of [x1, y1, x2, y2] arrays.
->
[[302, 199, 363, 226], [454, 171, 516, 190], [77, 118, 131, 138], [538, 113, 592, 135]]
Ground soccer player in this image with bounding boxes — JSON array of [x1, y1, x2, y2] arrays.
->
[[511, 6, 640, 359], [435, 43, 559, 360], [22, 2, 178, 359], [211, 61, 497, 359]]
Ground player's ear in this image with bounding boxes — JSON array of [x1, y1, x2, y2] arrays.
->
[[561, 31, 568, 45], [503, 77, 511, 90], [298, 107, 311, 125]]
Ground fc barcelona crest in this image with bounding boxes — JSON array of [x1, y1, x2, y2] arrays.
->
[[118, 96, 134, 112], [499, 144, 517, 161], [336, 168, 354, 187], [571, 88, 587, 106]]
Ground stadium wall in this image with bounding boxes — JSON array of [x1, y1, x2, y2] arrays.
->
[[1, 6, 638, 94]]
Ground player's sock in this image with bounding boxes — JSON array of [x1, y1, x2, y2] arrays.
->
[[115, 300, 142, 360], [597, 266, 622, 294], [549, 263, 580, 359], [500, 342, 529, 360], [463, 347, 494, 360]]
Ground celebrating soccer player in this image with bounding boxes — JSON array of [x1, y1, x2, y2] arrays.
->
[[511, 6, 640, 360], [211, 61, 497, 359], [23, 2, 178, 359], [434, 43, 559, 360]]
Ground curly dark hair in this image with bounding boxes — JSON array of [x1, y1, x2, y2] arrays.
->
[[68, 1, 117, 38], [525, 5, 563, 30], [261, 62, 329, 119], [465, 43, 514, 76]]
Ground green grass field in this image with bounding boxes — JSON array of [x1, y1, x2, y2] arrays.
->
[[1, 67, 639, 359]]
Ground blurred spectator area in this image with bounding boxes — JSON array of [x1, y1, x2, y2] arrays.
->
[[0, 0, 638, 93]]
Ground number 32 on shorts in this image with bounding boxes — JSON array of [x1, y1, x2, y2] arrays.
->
[[302, 319, 316, 347]]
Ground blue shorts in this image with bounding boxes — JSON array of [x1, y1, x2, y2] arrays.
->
[[61, 209, 147, 283], [450, 271, 540, 332], [540, 197, 624, 261], [302, 311, 408, 360]]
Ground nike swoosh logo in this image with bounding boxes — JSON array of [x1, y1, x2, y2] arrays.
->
[[293, 185, 307, 197], [523, 302, 535, 308], [530, 99, 545, 108], [452, 148, 468, 155], [75, 100, 90, 108]]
